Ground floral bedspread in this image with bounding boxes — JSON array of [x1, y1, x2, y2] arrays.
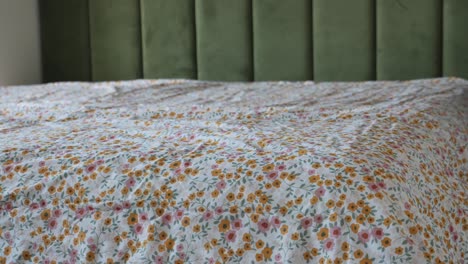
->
[[0, 78, 467, 264]]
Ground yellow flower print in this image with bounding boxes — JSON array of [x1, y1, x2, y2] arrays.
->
[[4, 246, 11, 256], [94, 211, 102, 220], [262, 247, 273, 259], [354, 249, 364, 259], [326, 199, 335, 208], [21, 251, 31, 261], [317, 228, 329, 241], [311, 248, 319, 256], [127, 213, 138, 225], [182, 216, 191, 227], [395, 247, 404, 255], [262, 164, 274, 172], [86, 252, 95, 262], [351, 223, 360, 234], [310, 196, 319, 205], [40, 209, 51, 221], [165, 238, 175, 250], [256, 240, 265, 249], [360, 258, 373, 264], [291, 232, 300, 240], [218, 219, 230, 232], [255, 253, 263, 262], [341, 242, 349, 251], [381, 237, 392, 248]]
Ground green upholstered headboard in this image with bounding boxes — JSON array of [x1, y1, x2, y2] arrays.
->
[[40, 0, 468, 82]]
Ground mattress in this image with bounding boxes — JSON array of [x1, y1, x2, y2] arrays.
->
[[0, 78, 467, 263]]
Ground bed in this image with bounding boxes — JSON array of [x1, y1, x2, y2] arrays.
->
[[1, 78, 467, 263], [1, 0, 468, 263]]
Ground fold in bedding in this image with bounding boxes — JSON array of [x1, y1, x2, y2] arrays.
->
[[0, 78, 467, 263]]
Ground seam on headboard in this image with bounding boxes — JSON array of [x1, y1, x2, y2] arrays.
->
[[86, 0, 93, 81]]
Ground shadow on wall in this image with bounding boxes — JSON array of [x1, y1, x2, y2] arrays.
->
[[0, 0, 42, 86]]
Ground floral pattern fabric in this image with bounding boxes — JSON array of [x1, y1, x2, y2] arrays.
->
[[0, 78, 467, 263]]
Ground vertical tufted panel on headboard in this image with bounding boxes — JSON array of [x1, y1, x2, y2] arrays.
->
[[313, 0, 375, 81], [40, 0, 91, 83], [444, 0, 468, 79], [253, 0, 313, 81], [377, 0, 442, 80], [89, 0, 142, 81], [40, 0, 468, 82], [195, 0, 253, 81], [141, 0, 197, 79]]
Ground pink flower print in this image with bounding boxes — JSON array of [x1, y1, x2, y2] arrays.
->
[[331, 226, 341, 238], [271, 216, 281, 228], [315, 187, 326, 198], [203, 211, 214, 221], [301, 217, 313, 229], [377, 181, 386, 189], [275, 254, 282, 262], [314, 214, 323, 224], [184, 161, 191, 167], [40, 200, 47, 207], [258, 219, 271, 233], [324, 238, 335, 251], [216, 180, 226, 190], [70, 249, 78, 258], [140, 213, 149, 222], [176, 244, 184, 252], [135, 223, 144, 235], [267, 171, 279, 181], [358, 230, 371, 244], [4, 202, 13, 211], [48, 219, 58, 229], [76, 208, 87, 218], [86, 164, 96, 174], [155, 256, 164, 264], [174, 209, 184, 220], [179, 253, 186, 259], [87, 237, 95, 244], [308, 169, 315, 175], [122, 201, 131, 209], [225, 230, 237, 243], [215, 206, 224, 215], [162, 213, 173, 225], [453, 232, 459, 242], [114, 204, 123, 213], [30, 203, 39, 210], [368, 183, 380, 192], [89, 244, 97, 252], [126, 177, 136, 188], [97, 159, 105, 165], [4, 165, 12, 173], [232, 219, 243, 230], [372, 227, 384, 240], [53, 209, 62, 218], [277, 165, 286, 171], [39, 161, 46, 167], [404, 202, 411, 210]]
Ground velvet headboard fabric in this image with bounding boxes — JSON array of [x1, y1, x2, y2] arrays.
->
[[40, 0, 468, 82]]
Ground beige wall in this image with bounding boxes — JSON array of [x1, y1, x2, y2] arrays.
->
[[0, 0, 42, 86]]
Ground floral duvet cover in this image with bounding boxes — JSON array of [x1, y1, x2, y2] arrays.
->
[[0, 78, 467, 263]]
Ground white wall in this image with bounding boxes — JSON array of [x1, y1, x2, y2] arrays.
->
[[0, 0, 42, 86]]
